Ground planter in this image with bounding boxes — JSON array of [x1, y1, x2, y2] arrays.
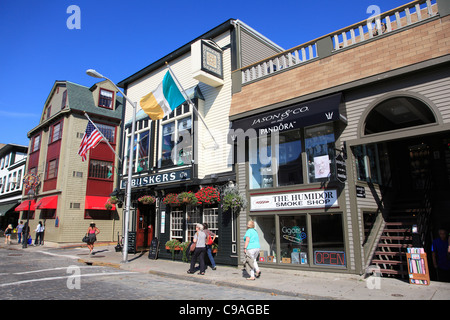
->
[[165, 246, 182, 250], [138, 195, 156, 205], [109, 196, 118, 204]]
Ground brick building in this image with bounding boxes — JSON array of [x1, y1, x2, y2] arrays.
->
[[19, 80, 123, 244]]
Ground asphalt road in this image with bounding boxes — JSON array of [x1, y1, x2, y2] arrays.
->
[[0, 247, 301, 301]]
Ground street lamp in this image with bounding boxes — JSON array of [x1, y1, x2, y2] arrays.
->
[[86, 69, 136, 263]]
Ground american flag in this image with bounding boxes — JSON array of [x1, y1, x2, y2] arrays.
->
[[78, 121, 103, 161]]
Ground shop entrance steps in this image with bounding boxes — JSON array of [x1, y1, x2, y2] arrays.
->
[[369, 197, 422, 278]]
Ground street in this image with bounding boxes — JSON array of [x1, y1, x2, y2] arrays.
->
[[0, 246, 301, 300]]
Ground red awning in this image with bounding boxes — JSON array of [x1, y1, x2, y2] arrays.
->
[[35, 196, 58, 209], [15, 200, 36, 211], [85, 196, 116, 210]]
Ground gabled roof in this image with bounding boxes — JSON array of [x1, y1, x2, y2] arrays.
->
[[27, 80, 123, 137]]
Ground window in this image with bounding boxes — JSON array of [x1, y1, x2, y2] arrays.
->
[[160, 104, 193, 168], [186, 207, 201, 241], [312, 214, 345, 267], [170, 209, 184, 240], [46, 159, 58, 179], [305, 123, 336, 183], [253, 216, 276, 263], [89, 160, 113, 180], [98, 89, 114, 109], [354, 143, 390, 185], [40, 209, 56, 219], [17, 170, 22, 190], [279, 215, 308, 265], [249, 128, 303, 189], [161, 122, 175, 167], [61, 90, 67, 109], [96, 123, 115, 143], [46, 105, 52, 119], [32, 134, 41, 152], [137, 130, 150, 172], [49, 122, 62, 144]]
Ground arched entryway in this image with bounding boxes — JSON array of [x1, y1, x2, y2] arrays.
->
[[354, 94, 450, 281]]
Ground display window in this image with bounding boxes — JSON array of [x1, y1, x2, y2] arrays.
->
[[252, 212, 345, 269]]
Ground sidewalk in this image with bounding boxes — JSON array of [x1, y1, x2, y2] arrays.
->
[[3, 242, 450, 300]]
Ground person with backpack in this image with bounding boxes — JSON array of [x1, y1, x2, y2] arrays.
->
[[203, 223, 217, 270]]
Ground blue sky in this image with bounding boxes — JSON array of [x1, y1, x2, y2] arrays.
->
[[0, 0, 408, 147]]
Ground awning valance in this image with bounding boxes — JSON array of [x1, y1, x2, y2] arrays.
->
[[230, 93, 343, 136], [35, 196, 58, 210], [15, 200, 36, 212], [85, 196, 116, 210]]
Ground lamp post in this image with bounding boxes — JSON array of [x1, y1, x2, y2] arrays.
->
[[86, 69, 136, 263], [22, 189, 35, 249]]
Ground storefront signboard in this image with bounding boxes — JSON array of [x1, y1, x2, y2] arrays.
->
[[250, 189, 338, 211], [120, 168, 191, 189], [335, 153, 347, 183]]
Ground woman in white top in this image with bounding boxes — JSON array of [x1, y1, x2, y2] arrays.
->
[[34, 221, 45, 246]]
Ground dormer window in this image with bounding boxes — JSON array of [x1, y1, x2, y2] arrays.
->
[[98, 88, 114, 109]]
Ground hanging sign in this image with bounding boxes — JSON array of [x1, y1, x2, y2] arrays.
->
[[250, 189, 338, 211], [335, 153, 347, 183]]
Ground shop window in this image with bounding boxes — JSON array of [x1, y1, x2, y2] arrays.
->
[[85, 210, 112, 220], [353, 143, 390, 185], [305, 123, 336, 183], [311, 214, 345, 267], [203, 208, 219, 234], [279, 215, 308, 265], [40, 209, 56, 219], [253, 216, 276, 263], [161, 122, 175, 168]]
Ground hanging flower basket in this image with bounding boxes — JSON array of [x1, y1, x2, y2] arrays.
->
[[177, 191, 199, 206], [109, 196, 118, 204], [163, 193, 181, 207], [221, 184, 247, 213], [105, 201, 113, 210], [138, 195, 156, 205], [195, 186, 221, 205]]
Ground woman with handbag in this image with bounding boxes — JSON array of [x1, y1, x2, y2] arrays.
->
[[187, 224, 207, 275], [203, 223, 217, 270], [86, 223, 100, 255]]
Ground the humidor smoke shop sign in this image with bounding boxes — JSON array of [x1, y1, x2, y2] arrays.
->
[[250, 189, 338, 211]]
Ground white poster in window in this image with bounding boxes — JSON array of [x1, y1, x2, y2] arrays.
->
[[314, 155, 330, 179], [160, 211, 165, 234]]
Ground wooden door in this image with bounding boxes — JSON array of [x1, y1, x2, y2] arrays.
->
[[136, 205, 154, 249]]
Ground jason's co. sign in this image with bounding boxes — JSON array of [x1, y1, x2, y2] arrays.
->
[[250, 189, 338, 211]]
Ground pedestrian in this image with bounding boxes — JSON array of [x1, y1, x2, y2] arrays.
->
[[187, 223, 207, 275], [243, 220, 261, 280], [432, 228, 450, 282], [16, 221, 24, 244], [203, 223, 217, 270], [4, 224, 13, 244], [22, 222, 30, 245], [86, 223, 100, 255], [34, 221, 45, 246]]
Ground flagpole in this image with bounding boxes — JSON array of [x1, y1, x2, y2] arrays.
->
[[165, 62, 219, 150], [83, 112, 122, 164]]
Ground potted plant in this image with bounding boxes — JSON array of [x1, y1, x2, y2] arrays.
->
[[221, 184, 247, 214], [109, 196, 118, 204], [163, 193, 181, 207], [165, 239, 181, 260], [179, 241, 191, 262], [195, 186, 221, 205], [104, 201, 113, 210], [177, 191, 198, 206], [138, 195, 156, 205]]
